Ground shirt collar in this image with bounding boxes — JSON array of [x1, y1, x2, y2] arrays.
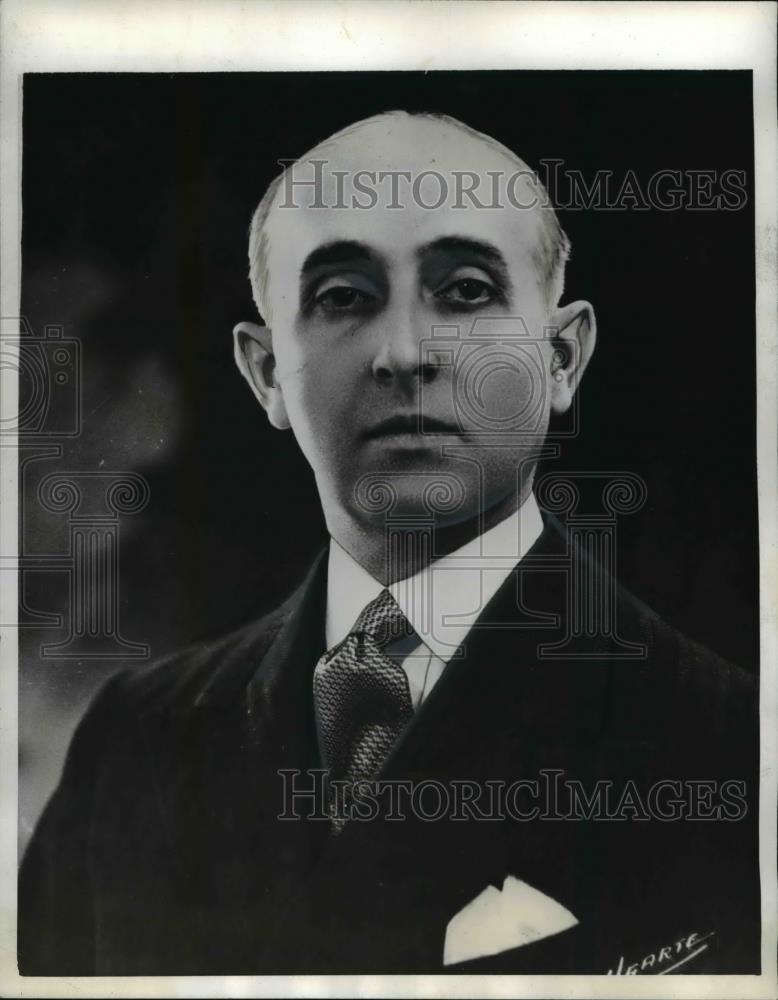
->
[[325, 492, 544, 662]]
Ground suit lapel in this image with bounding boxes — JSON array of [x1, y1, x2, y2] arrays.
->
[[245, 547, 328, 773]]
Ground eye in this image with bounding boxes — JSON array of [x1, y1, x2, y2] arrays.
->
[[316, 286, 371, 311], [313, 277, 378, 314], [436, 277, 498, 307]]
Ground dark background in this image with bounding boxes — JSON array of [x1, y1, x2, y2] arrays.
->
[[19, 71, 758, 849]]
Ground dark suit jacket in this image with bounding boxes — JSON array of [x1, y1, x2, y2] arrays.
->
[[19, 514, 760, 975]]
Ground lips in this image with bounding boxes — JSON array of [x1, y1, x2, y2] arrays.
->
[[362, 414, 460, 440]]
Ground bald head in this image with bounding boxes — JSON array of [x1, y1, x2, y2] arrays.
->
[[247, 111, 570, 322]]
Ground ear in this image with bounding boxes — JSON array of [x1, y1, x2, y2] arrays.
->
[[232, 321, 290, 430], [547, 301, 597, 416]]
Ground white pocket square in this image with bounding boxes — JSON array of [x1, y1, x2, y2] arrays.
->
[[443, 875, 578, 966]]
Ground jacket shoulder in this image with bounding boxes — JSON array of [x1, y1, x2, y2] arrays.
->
[[104, 594, 294, 719], [605, 577, 757, 760]]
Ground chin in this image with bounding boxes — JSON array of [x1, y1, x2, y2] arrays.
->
[[348, 467, 480, 526]]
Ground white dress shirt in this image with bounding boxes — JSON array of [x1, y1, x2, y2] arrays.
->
[[325, 493, 544, 708]]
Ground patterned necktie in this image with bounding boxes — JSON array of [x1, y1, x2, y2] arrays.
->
[[313, 589, 414, 825]]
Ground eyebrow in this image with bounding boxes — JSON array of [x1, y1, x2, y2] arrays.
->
[[415, 236, 512, 290], [300, 240, 380, 277]]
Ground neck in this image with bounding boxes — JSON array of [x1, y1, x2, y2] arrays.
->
[[327, 483, 534, 585]]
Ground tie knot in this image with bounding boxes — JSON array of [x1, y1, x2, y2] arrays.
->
[[353, 589, 413, 649]]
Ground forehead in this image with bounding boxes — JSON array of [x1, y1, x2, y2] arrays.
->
[[262, 117, 545, 293]]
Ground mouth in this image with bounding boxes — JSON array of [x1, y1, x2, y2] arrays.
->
[[361, 414, 461, 443]]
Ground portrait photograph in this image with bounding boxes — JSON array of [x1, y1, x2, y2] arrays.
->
[[1, 3, 776, 998]]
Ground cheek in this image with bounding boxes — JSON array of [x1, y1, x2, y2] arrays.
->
[[277, 319, 369, 405], [452, 345, 550, 434], [274, 335, 359, 448]]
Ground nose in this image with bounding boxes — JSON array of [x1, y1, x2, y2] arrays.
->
[[370, 300, 442, 389]]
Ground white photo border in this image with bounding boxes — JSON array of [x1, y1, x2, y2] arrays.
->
[[1, 2, 775, 997]]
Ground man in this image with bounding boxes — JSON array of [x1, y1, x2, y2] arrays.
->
[[19, 111, 759, 975]]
